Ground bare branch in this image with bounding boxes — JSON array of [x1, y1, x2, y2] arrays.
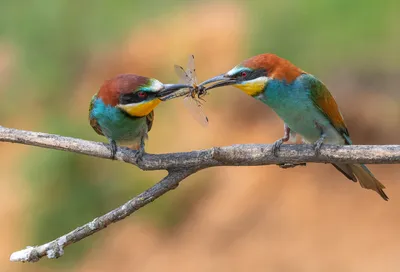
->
[[3, 125, 399, 263], [0, 126, 399, 170], [10, 169, 195, 262]]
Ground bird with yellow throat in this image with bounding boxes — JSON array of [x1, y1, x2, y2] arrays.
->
[[198, 53, 388, 200], [89, 74, 188, 160]]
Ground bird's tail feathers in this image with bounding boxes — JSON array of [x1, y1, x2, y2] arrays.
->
[[332, 163, 357, 182], [350, 164, 388, 201], [332, 163, 388, 200]]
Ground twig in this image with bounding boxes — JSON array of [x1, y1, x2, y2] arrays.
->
[[10, 169, 194, 263], [2, 125, 399, 262]]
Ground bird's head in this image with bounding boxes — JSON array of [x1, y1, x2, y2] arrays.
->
[[202, 53, 304, 96], [97, 74, 188, 117]]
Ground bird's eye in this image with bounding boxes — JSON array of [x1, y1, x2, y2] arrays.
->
[[137, 91, 147, 98], [241, 71, 247, 77]]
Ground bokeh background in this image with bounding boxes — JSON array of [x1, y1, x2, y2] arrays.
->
[[0, 0, 399, 271]]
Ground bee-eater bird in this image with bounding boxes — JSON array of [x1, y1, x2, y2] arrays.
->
[[201, 53, 388, 200], [89, 74, 188, 160]]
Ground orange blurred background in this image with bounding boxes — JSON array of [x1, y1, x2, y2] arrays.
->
[[0, 1, 399, 271]]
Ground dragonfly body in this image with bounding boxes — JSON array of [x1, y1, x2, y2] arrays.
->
[[164, 55, 209, 126]]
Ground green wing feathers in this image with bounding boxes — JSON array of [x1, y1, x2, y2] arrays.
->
[[308, 77, 350, 140], [306, 76, 388, 200]]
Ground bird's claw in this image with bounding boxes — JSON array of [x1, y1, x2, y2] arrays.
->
[[313, 134, 326, 156], [271, 138, 284, 157], [133, 137, 147, 165], [109, 140, 117, 160], [134, 148, 145, 165]]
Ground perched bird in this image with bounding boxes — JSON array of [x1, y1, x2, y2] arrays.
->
[[89, 74, 188, 160], [200, 53, 388, 200]]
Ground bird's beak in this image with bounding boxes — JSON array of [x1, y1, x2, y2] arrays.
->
[[156, 84, 191, 99], [199, 74, 236, 91]]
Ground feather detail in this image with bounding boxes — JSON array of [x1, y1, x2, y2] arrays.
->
[[90, 117, 104, 136], [305, 76, 388, 200], [89, 94, 104, 136], [242, 53, 304, 83], [308, 76, 349, 138], [350, 164, 388, 201], [146, 110, 154, 132], [97, 74, 149, 106]]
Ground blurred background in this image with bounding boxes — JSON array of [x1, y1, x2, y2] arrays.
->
[[0, 0, 399, 271]]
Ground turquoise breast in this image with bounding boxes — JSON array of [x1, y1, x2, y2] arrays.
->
[[89, 97, 147, 143], [258, 75, 343, 144]]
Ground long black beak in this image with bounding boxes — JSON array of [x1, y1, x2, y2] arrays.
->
[[199, 74, 237, 91], [157, 84, 190, 98]]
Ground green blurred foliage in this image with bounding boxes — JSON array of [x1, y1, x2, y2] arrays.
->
[[0, 0, 399, 267], [248, 0, 400, 72]]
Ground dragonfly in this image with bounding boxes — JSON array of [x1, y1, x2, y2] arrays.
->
[[167, 55, 209, 127]]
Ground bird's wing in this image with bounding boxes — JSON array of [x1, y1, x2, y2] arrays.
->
[[89, 95, 104, 136], [146, 110, 154, 132], [90, 118, 104, 136], [306, 75, 356, 181], [306, 75, 351, 144]]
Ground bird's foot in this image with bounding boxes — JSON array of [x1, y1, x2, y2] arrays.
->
[[271, 123, 292, 157], [313, 134, 326, 156], [109, 140, 117, 160], [133, 146, 145, 165], [271, 138, 284, 157], [133, 137, 147, 165]]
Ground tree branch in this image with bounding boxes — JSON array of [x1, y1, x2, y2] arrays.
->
[[1, 126, 399, 170], [10, 169, 195, 262], [2, 125, 399, 263]]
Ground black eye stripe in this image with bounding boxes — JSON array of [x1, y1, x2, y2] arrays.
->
[[242, 69, 266, 80], [232, 69, 265, 80], [119, 92, 156, 105]]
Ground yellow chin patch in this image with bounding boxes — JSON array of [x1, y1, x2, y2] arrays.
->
[[233, 77, 267, 97], [118, 99, 161, 117]]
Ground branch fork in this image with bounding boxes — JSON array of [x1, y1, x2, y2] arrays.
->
[[1, 126, 398, 263]]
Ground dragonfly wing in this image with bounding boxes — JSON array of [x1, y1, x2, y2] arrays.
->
[[183, 96, 208, 127], [186, 54, 197, 85], [174, 64, 190, 84]]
